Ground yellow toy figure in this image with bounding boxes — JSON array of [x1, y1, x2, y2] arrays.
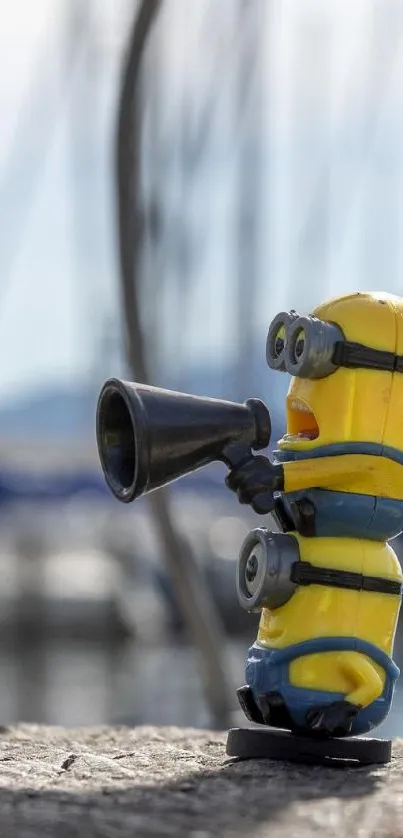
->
[[228, 291, 403, 756], [95, 289, 403, 764]]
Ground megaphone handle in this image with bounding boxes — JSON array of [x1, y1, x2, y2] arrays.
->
[[221, 443, 275, 515], [221, 442, 253, 470]]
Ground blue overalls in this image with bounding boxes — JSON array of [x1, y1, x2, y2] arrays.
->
[[245, 637, 400, 736], [247, 441, 403, 735]]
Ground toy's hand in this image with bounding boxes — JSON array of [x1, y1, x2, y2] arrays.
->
[[225, 455, 284, 515]]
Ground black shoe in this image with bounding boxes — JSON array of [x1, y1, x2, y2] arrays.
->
[[257, 691, 294, 731], [305, 700, 360, 738], [237, 686, 264, 725]]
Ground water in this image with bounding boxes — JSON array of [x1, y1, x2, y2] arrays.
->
[[0, 637, 244, 729]]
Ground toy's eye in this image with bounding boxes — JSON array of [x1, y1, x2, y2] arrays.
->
[[273, 325, 286, 358], [293, 328, 306, 361]]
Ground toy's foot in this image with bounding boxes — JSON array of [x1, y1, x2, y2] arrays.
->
[[257, 691, 294, 731], [237, 687, 294, 731], [237, 686, 264, 725], [305, 700, 360, 738]]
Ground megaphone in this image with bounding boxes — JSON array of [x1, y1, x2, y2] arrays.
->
[[96, 378, 271, 504]]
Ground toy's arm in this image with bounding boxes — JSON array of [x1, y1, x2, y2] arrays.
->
[[282, 455, 361, 493], [339, 652, 384, 708], [282, 452, 403, 498], [225, 452, 358, 514], [225, 450, 403, 513]]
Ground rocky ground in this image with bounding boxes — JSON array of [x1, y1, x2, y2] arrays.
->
[[0, 724, 401, 837]]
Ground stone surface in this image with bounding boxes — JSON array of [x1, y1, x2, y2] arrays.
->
[[0, 724, 401, 837]]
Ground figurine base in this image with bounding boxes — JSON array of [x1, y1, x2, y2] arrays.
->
[[226, 726, 392, 766]]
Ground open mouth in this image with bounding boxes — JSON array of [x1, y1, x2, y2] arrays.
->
[[282, 397, 319, 443]]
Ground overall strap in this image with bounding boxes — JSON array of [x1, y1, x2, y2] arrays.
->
[[255, 637, 400, 681], [274, 441, 403, 465]]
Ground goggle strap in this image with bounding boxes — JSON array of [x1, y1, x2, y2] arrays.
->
[[291, 560, 403, 596], [332, 340, 403, 372]]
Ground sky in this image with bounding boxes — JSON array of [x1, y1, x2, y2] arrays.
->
[[0, 0, 126, 404], [0, 0, 403, 405]]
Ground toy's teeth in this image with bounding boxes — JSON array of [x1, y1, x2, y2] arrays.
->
[[283, 431, 317, 441], [285, 396, 319, 442], [290, 399, 312, 413]]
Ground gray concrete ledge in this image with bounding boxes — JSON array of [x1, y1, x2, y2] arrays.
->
[[0, 724, 401, 837]]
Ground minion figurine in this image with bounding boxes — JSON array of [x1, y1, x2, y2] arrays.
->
[[96, 288, 403, 765], [226, 291, 403, 763]]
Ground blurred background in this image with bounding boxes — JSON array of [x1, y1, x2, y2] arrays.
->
[[1, 0, 403, 735]]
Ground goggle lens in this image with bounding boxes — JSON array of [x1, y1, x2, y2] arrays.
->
[[267, 313, 343, 379], [267, 310, 403, 378]]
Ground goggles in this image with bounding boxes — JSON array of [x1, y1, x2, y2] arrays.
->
[[266, 310, 403, 380]]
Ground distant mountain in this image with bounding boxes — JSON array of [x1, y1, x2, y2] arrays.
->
[[0, 360, 287, 442], [0, 386, 98, 439]]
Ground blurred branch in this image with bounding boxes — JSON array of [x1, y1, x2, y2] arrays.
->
[[116, 0, 158, 380], [115, 0, 235, 727]]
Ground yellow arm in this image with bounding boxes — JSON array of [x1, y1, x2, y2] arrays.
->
[[282, 453, 403, 500], [338, 652, 384, 707]]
